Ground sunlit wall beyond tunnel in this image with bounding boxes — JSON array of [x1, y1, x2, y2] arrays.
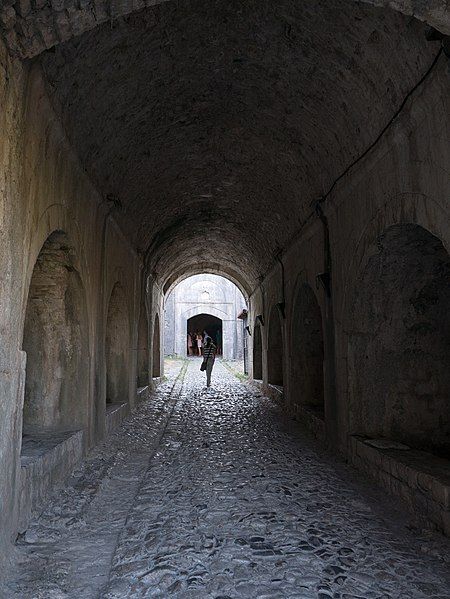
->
[[164, 274, 247, 360]]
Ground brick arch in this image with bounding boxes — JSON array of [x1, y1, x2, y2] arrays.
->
[[1, 1, 448, 60]]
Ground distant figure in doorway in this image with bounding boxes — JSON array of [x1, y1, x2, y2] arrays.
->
[[202, 336, 216, 387], [187, 332, 193, 356], [196, 332, 203, 356]]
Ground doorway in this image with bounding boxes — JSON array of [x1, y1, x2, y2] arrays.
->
[[187, 313, 223, 356]]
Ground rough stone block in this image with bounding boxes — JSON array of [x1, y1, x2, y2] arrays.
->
[[441, 510, 450, 537], [18, 430, 84, 532], [431, 480, 450, 510], [0, 6, 17, 29], [105, 402, 129, 436]]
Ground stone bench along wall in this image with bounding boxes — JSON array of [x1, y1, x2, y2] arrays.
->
[[18, 431, 84, 533], [349, 436, 450, 536]]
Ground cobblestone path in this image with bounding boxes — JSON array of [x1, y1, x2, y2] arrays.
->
[[6, 360, 450, 599]]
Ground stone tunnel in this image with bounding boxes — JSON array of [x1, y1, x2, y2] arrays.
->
[[0, 0, 449, 596]]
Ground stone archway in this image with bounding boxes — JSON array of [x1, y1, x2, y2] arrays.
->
[[290, 283, 324, 417], [267, 305, 284, 387], [137, 305, 149, 387], [188, 313, 223, 356], [22, 231, 89, 435], [105, 283, 130, 405], [2, 0, 449, 60], [253, 322, 263, 380], [348, 223, 450, 458], [152, 313, 161, 378]]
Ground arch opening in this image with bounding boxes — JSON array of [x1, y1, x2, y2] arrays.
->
[[188, 314, 223, 357], [253, 323, 263, 381], [291, 283, 325, 418], [164, 273, 247, 361], [152, 314, 161, 378], [267, 306, 284, 388], [105, 283, 130, 405], [22, 231, 89, 438], [348, 224, 450, 457], [137, 305, 149, 387], [163, 264, 250, 304]]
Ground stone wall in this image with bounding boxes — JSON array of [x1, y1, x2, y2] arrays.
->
[[0, 0, 449, 566], [0, 40, 152, 569], [247, 56, 450, 532]]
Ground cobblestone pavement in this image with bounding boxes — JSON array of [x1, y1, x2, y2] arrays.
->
[[6, 360, 450, 599]]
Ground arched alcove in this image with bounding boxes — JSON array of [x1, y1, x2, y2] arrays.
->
[[22, 231, 89, 434], [253, 323, 263, 380], [267, 305, 284, 388], [188, 313, 223, 356], [152, 313, 161, 378], [291, 283, 324, 417], [348, 223, 450, 457], [137, 305, 149, 387], [105, 283, 130, 405]]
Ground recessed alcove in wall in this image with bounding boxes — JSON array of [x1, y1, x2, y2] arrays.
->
[[152, 314, 161, 378], [137, 305, 149, 387], [105, 283, 130, 405], [22, 231, 89, 436], [267, 305, 284, 388], [291, 283, 324, 417], [253, 323, 263, 380], [348, 223, 450, 458]]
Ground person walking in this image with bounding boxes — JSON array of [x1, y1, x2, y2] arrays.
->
[[202, 336, 216, 388]]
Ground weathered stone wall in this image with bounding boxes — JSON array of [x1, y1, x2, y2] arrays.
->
[[248, 56, 450, 531], [22, 231, 90, 435], [0, 39, 146, 570], [0, 0, 449, 564]]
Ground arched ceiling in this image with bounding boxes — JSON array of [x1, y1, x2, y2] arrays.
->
[[0, 0, 449, 59], [163, 263, 251, 300], [6, 0, 442, 291]]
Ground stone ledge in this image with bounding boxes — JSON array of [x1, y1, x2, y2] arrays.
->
[[265, 383, 284, 406], [105, 402, 129, 437], [349, 435, 450, 536], [18, 430, 84, 533], [291, 404, 326, 442], [137, 385, 149, 402]]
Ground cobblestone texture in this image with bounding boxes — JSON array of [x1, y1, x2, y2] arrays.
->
[[6, 359, 450, 598]]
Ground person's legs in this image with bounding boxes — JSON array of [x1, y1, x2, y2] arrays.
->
[[206, 361, 213, 387]]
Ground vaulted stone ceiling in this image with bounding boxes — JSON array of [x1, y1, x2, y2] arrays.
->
[[2, 0, 449, 58], [32, 0, 437, 290]]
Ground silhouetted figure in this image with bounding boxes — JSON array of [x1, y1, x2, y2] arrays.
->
[[202, 336, 216, 387]]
